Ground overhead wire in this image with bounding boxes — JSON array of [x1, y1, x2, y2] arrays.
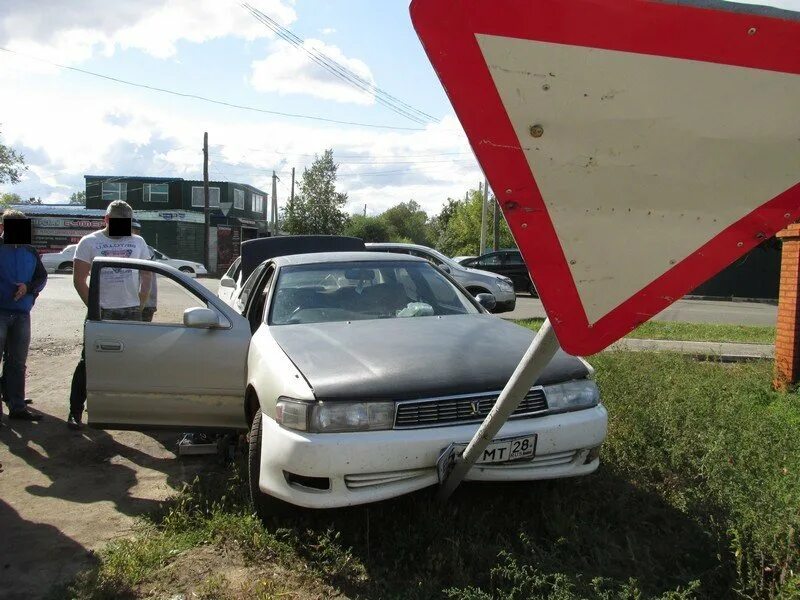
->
[[0, 46, 430, 131], [241, 2, 439, 126]]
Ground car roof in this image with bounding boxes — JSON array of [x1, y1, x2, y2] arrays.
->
[[273, 251, 427, 267], [366, 242, 428, 250]]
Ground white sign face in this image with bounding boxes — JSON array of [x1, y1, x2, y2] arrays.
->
[[219, 202, 233, 217], [478, 35, 800, 323], [412, 0, 800, 354]]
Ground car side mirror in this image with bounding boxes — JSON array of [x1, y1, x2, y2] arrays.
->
[[440, 264, 451, 273], [220, 276, 236, 289], [183, 307, 220, 328], [475, 293, 497, 311]]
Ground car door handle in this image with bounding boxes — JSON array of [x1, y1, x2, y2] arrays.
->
[[95, 341, 124, 352]]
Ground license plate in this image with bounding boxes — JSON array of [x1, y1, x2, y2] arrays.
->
[[436, 434, 537, 483]]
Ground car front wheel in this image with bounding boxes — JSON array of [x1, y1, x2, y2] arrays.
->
[[179, 266, 194, 274], [58, 262, 74, 273], [248, 410, 292, 521]]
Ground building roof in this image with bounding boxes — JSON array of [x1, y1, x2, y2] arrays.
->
[[10, 204, 105, 217], [84, 174, 268, 194]]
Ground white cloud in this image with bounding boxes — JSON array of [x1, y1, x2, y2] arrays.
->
[[0, 0, 297, 64], [250, 38, 376, 105], [0, 72, 474, 214], [320, 27, 336, 35]]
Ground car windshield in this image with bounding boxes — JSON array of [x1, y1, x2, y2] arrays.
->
[[269, 260, 479, 325]]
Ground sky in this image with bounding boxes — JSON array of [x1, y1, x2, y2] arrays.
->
[[0, 0, 797, 217]]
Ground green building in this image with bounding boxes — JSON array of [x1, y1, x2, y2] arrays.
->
[[85, 175, 271, 274]]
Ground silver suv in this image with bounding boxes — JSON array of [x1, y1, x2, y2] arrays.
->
[[366, 243, 516, 313]]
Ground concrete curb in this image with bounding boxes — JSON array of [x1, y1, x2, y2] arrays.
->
[[606, 338, 774, 361]]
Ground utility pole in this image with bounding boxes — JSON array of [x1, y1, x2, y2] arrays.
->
[[203, 132, 210, 270], [364, 204, 367, 217], [479, 180, 487, 256], [271, 171, 279, 237], [290, 167, 295, 207], [493, 186, 500, 251]]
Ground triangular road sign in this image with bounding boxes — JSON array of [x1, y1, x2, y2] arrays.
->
[[412, 0, 800, 355], [219, 202, 233, 217]]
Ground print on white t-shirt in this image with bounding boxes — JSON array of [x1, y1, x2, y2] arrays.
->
[[75, 230, 151, 309]]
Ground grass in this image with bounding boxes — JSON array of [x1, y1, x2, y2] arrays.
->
[[66, 353, 800, 599], [515, 318, 776, 345]]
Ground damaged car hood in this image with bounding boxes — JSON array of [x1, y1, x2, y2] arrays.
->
[[270, 315, 589, 401]]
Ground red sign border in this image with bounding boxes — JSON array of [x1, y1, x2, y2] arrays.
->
[[411, 0, 800, 355]]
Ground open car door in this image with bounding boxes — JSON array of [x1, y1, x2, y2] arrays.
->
[[85, 257, 251, 431]]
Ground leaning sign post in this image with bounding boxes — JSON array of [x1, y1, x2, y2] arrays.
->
[[410, 0, 800, 499]]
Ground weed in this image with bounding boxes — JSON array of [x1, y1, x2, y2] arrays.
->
[[67, 353, 799, 600]]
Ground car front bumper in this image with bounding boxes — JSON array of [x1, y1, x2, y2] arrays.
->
[[258, 404, 608, 508]]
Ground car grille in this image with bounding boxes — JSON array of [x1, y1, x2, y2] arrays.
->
[[394, 388, 548, 429]]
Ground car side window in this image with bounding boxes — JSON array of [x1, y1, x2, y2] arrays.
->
[[224, 258, 240, 279], [504, 251, 524, 265], [235, 264, 265, 314], [477, 253, 502, 266], [94, 265, 208, 326], [409, 249, 441, 267]]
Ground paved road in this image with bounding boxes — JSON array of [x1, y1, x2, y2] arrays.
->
[[502, 295, 777, 327]]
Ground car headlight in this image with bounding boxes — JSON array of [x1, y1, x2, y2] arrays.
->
[[496, 279, 514, 293], [545, 380, 600, 412], [275, 397, 395, 433]]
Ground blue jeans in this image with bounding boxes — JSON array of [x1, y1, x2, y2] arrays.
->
[[0, 311, 31, 413]]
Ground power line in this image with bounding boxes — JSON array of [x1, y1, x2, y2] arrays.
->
[[242, 2, 439, 126], [0, 46, 429, 132], [204, 147, 473, 160]]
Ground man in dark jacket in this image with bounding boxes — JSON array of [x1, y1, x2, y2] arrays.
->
[[0, 209, 47, 423]]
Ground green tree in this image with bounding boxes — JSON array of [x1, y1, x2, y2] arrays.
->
[[282, 149, 348, 235], [0, 127, 26, 184], [436, 189, 516, 257], [69, 191, 86, 206], [379, 200, 432, 245], [0, 192, 21, 208], [343, 214, 391, 242]]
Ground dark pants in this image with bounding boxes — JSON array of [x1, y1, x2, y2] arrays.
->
[[0, 311, 31, 414], [69, 307, 141, 417]]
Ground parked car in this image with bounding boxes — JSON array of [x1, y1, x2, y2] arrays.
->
[[84, 245, 606, 516], [148, 247, 207, 277], [452, 255, 477, 264], [462, 249, 536, 296], [367, 243, 516, 312], [41, 245, 77, 273], [218, 236, 366, 307], [40, 243, 206, 277]]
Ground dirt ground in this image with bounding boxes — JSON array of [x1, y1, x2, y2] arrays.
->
[[0, 276, 220, 600]]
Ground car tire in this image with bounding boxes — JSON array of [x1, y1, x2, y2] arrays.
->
[[248, 410, 292, 521], [58, 262, 74, 274], [179, 266, 194, 274], [528, 282, 538, 298]]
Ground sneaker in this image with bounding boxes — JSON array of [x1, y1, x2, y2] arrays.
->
[[9, 409, 43, 421], [67, 412, 83, 430]]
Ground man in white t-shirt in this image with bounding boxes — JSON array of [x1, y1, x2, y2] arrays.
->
[[67, 200, 151, 430]]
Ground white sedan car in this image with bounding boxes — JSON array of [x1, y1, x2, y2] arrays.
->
[[40, 243, 206, 277], [41, 245, 77, 273], [148, 247, 207, 277], [84, 246, 607, 517]]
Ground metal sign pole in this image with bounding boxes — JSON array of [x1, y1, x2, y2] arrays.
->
[[437, 319, 560, 501]]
